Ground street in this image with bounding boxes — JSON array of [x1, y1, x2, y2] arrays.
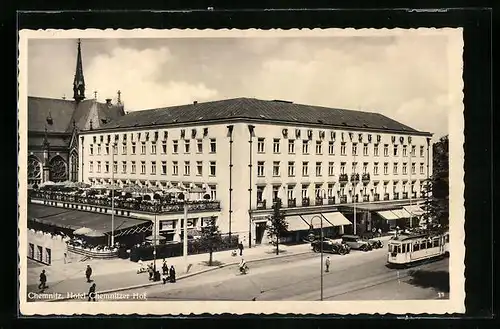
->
[[62, 248, 449, 302]]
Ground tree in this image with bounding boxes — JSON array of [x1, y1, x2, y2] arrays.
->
[[266, 198, 289, 255], [422, 135, 449, 228], [198, 217, 223, 266]]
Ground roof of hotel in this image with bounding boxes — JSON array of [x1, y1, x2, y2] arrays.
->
[[94, 97, 430, 135]]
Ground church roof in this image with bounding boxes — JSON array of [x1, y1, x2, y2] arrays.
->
[[28, 96, 125, 134], [96, 97, 430, 135]]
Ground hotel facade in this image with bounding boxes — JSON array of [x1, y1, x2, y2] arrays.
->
[[78, 98, 432, 247]]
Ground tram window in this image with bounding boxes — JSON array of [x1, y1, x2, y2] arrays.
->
[[445, 235, 449, 243], [413, 243, 419, 251], [420, 242, 426, 249], [433, 239, 439, 247], [402, 244, 406, 253], [397, 246, 401, 253]]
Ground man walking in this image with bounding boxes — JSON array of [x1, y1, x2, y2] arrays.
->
[[85, 265, 93, 283], [88, 283, 96, 302], [38, 269, 47, 290], [325, 256, 331, 272], [238, 242, 244, 256]]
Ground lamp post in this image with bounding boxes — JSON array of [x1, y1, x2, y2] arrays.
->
[[153, 202, 160, 272], [111, 142, 115, 247], [310, 215, 325, 301], [183, 192, 189, 272]]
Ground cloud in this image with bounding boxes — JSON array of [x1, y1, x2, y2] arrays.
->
[[85, 47, 218, 110]]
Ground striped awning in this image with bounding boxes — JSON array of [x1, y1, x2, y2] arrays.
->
[[391, 209, 411, 219], [377, 210, 399, 220], [320, 212, 352, 226], [285, 215, 311, 231], [403, 205, 425, 216]]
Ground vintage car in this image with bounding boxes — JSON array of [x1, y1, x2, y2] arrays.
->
[[367, 238, 384, 249], [311, 237, 351, 255], [341, 235, 373, 251]]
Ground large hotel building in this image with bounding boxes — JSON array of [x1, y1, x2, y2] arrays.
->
[[78, 97, 432, 246]]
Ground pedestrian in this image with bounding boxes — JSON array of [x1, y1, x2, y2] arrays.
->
[[88, 283, 96, 302], [378, 228, 382, 237], [169, 265, 176, 283], [38, 269, 47, 290], [238, 241, 244, 256], [325, 257, 331, 272], [85, 265, 92, 283], [162, 259, 168, 275], [162, 271, 169, 284], [63, 252, 67, 264]]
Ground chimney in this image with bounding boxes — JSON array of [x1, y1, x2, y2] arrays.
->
[[105, 99, 112, 106], [193, 100, 198, 105]]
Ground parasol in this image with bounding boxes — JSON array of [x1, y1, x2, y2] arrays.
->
[[73, 227, 93, 235], [84, 230, 106, 238]]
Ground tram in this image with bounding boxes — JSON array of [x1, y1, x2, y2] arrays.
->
[[387, 230, 449, 266]]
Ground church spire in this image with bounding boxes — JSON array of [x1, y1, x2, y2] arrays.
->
[[73, 39, 86, 103]]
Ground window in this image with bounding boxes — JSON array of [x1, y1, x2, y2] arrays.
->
[[90, 144, 94, 155], [209, 161, 216, 176], [393, 145, 398, 156], [301, 186, 308, 199], [420, 145, 425, 157], [287, 186, 294, 200], [151, 161, 156, 175], [172, 161, 178, 175], [122, 161, 127, 173], [328, 141, 335, 155], [315, 162, 322, 176], [374, 144, 379, 156], [196, 161, 202, 175], [403, 145, 407, 157], [403, 163, 407, 175], [184, 140, 190, 153], [210, 185, 217, 200], [131, 161, 136, 174], [161, 161, 167, 175], [328, 162, 335, 176], [315, 141, 322, 154], [162, 140, 167, 154], [45, 248, 51, 264], [122, 143, 127, 154], [210, 138, 217, 153], [273, 139, 280, 153], [411, 163, 416, 175], [374, 162, 379, 175], [352, 143, 358, 156], [302, 140, 309, 154], [151, 142, 157, 155], [113, 161, 118, 174], [197, 139, 203, 153], [273, 161, 280, 176], [89, 161, 93, 172], [384, 162, 388, 175], [105, 144, 109, 155], [411, 145, 416, 157], [384, 144, 389, 157], [363, 162, 368, 174], [173, 140, 178, 153], [105, 161, 109, 173], [257, 138, 265, 153], [340, 162, 346, 174], [141, 161, 146, 174], [288, 140, 295, 154], [131, 142, 136, 154], [257, 161, 265, 177], [141, 142, 146, 155], [420, 163, 425, 174], [184, 161, 190, 176], [97, 144, 101, 155], [363, 143, 369, 156], [393, 162, 398, 174], [327, 184, 334, 197], [302, 161, 309, 176], [113, 144, 118, 155], [341, 142, 346, 155], [288, 161, 295, 177]]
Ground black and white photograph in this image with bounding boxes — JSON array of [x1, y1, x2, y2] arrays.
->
[[18, 28, 465, 315]]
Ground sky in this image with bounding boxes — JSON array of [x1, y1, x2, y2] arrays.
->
[[27, 34, 462, 139]]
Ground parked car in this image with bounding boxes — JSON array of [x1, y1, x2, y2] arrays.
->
[[311, 237, 351, 255], [367, 239, 384, 249], [341, 235, 373, 251]]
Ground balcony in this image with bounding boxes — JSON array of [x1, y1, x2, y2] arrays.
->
[[327, 197, 335, 205], [362, 173, 371, 183], [287, 198, 296, 207], [256, 200, 267, 210], [393, 192, 399, 200], [363, 195, 370, 202], [339, 174, 349, 184], [302, 197, 310, 207], [402, 192, 409, 199], [374, 193, 380, 201], [384, 193, 390, 201], [315, 197, 324, 205], [350, 173, 360, 184], [340, 195, 348, 204]]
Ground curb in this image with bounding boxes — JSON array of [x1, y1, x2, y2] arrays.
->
[[47, 249, 312, 302]]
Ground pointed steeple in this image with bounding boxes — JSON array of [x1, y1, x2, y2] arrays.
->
[[73, 39, 86, 103]]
